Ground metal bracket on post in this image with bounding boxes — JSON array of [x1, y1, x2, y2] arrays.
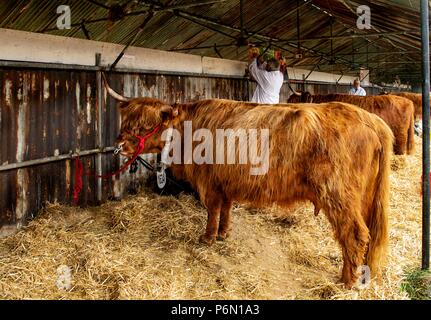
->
[[304, 57, 323, 82], [304, 69, 313, 82], [110, 9, 154, 70], [360, 71, 370, 83], [336, 72, 344, 86], [213, 43, 223, 58], [95, 53, 103, 203]]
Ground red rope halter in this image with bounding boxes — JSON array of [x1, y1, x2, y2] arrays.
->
[[73, 125, 160, 204]]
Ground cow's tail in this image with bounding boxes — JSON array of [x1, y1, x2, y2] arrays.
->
[[365, 123, 391, 275], [407, 108, 416, 155]]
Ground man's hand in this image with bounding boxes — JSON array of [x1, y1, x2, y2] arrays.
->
[[248, 46, 260, 61]]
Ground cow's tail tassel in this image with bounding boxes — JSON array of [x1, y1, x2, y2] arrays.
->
[[365, 130, 391, 276], [73, 157, 84, 204]]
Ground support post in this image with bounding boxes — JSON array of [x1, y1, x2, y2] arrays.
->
[[421, 0, 430, 270], [95, 53, 103, 203], [296, 0, 300, 53]]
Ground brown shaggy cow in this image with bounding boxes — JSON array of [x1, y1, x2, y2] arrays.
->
[[288, 93, 415, 155], [111, 91, 393, 288], [389, 92, 428, 120]]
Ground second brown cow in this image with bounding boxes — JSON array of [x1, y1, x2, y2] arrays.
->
[[389, 92, 429, 120], [288, 93, 415, 155]]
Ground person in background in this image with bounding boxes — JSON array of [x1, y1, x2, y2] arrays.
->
[[248, 47, 284, 104], [349, 79, 367, 96]]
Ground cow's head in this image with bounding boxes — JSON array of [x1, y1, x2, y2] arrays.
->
[[115, 98, 178, 157], [102, 74, 179, 158]]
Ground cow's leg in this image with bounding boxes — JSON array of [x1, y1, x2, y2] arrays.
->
[[217, 199, 233, 241], [394, 129, 407, 155], [325, 204, 369, 288], [199, 193, 223, 246]]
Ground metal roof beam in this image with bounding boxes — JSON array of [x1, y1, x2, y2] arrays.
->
[[157, 0, 228, 11], [282, 30, 419, 42], [336, 50, 421, 56], [337, 0, 411, 51], [307, 0, 420, 68], [139, 0, 359, 69], [254, 0, 313, 35], [42, 0, 227, 33]]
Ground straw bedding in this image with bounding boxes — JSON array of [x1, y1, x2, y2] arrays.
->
[[0, 138, 425, 299]]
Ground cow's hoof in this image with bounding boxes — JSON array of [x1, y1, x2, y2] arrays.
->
[[217, 231, 230, 241], [199, 234, 216, 246], [339, 277, 354, 289]]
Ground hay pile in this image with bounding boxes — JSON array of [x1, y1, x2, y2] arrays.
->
[[0, 138, 424, 300]]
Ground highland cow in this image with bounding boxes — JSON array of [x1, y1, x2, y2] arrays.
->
[[108, 85, 392, 287]]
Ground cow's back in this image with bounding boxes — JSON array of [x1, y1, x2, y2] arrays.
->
[[178, 99, 393, 205], [392, 92, 423, 119], [310, 94, 414, 153]]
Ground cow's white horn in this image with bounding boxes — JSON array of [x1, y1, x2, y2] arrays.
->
[[102, 73, 130, 102]]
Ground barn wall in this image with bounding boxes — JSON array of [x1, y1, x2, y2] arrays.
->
[[0, 64, 393, 235], [0, 66, 250, 235], [0, 28, 362, 84]]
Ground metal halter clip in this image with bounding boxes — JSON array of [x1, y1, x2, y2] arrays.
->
[[114, 144, 123, 155], [156, 164, 167, 189]]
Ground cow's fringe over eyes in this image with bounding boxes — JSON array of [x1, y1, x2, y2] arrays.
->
[[119, 98, 171, 132]]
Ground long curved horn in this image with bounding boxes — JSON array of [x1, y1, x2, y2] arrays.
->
[[102, 72, 130, 102], [284, 68, 301, 96], [288, 82, 301, 96]]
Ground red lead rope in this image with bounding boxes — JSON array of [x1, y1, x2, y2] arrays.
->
[[73, 125, 160, 204]]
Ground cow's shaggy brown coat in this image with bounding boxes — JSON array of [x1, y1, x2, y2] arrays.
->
[[390, 92, 426, 120], [115, 98, 393, 287], [288, 93, 415, 155]]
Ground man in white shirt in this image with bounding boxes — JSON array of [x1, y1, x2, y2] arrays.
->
[[349, 79, 367, 96], [248, 57, 284, 104]]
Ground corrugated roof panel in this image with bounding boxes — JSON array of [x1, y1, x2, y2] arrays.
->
[[0, 0, 424, 83]]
